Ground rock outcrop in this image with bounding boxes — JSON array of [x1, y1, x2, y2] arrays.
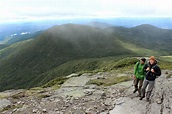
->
[[110, 70, 172, 114], [0, 70, 171, 114]]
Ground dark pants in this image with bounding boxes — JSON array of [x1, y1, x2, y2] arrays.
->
[[134, 78, 144, 96], [141, 79, 155, 99]]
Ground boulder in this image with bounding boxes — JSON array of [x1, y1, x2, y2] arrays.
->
[[0, 99, 12, 110]]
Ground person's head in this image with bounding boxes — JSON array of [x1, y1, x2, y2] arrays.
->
[[149, 56, 156, 65], [140, 58, 146, 64]]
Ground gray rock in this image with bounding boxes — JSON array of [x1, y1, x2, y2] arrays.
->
[[83, 84, 97, 89], [100, 112, 108, 114], [94, 90, 105, 99], [165, 71, 168, 74], [84, 89, 94, 96], [42, 108, 47, 113], [110, 70, 172, 114], [85, 110, 92, 114], [12, 108, 18, 112], [97, 75, 106, 79], [117, 73, 128, 77], [17, 101, 22, 104], [104, 98, 112, 106], [32, 109, 38, 113], [58, 88, 86, 98], [110, 97, 147, 114], [61, 76, 90, 88], [48, 110, 58, 114], [19, 105, 28, 112], [54, 108, 59, 111], [156, 98, 162, 104], [56, 111, 63, 114], [0, 99, 12, 110]]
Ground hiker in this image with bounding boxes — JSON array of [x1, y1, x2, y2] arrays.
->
[[140, 56, 161, 101], [133, 58, 146, 97]]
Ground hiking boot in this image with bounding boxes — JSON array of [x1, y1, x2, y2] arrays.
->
[[136, 94, 141, 97], [139, 96, 145, 100], [133, 89, 138, 93]]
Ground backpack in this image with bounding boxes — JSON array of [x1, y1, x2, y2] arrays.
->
[[136, 62, 140, 70]]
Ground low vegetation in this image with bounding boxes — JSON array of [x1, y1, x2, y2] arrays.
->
[[113, 57, 138, 69], [0, 104, 23, 113], [42, 57, 137, 88], [87, 76, 132, 86], [11, 92, 26, 99], [42, 77, 69, 88], [159, 56, 172, 70]]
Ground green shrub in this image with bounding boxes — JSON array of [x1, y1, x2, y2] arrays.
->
[[42, 77, 68, 88], [11, 92, 26, 99], [113, 57, 138, 69]]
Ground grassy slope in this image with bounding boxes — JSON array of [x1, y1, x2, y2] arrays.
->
[[110, 25, 172, 55], [28, 56, 137, 87], [0, 24, 133, 91], [42, 57, 138, 88], [0, 24, 171, 91], [42, 56, 172, 88], [0, 39, 33, 59], [114, 38, 160, 56], [159, 56, 172, 70]]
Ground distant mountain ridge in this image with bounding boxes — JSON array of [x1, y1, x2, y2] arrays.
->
[[88, 22, 112, 29], [0, 23, 172, 91], [109, 24, 172, 54], [1, 17, 172, 43]]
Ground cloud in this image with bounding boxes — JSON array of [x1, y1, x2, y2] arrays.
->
[[21, 32, 30, 35], [1, 0, 172, 22]]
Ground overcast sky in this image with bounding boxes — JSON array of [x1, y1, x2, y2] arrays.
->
[[1, 0, 172, 23]]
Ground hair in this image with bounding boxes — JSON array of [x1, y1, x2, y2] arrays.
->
[[141, 58, 146, 62], [149, 56, 156, 61]]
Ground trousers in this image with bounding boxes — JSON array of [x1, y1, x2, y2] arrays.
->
[[133, 78, 143, 96], [141, 79, 155, 99]]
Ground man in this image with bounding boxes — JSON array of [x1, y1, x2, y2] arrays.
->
[[140, 56, 161, 101], [133, 58, 146, 97]]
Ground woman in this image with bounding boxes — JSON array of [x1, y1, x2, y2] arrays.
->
[[140, 56, 161, 101]]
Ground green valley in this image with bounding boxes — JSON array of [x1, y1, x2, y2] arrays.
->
[[0, 23, 172, 91]]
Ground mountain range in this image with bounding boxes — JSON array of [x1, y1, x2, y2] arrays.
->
[[0, 22, 172, 91], [1, 17, 172, 43]]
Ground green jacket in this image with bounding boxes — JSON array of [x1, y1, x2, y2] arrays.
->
[[134, 62, 146, 80]]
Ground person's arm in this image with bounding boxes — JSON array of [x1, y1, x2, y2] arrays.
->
[[154, 66, 161, 76], [143, 63, 148, 73]]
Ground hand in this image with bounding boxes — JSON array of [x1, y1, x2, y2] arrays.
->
[[151, 69, 155, 73], [146, 67, 150, 71], [133, 75, 136, 79]]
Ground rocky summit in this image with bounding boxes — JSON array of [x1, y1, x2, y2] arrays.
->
[[0, 70, 172, 114]]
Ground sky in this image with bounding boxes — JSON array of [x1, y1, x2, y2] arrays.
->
[[1, 0, 172, 23]]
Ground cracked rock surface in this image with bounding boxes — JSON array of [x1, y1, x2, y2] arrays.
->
[[110, 70, 172, 114], [0, 70, 171, 114]]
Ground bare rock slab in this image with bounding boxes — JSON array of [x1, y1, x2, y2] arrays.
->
[[61, 75, 90, 88], [0, 99, 12, 110]]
